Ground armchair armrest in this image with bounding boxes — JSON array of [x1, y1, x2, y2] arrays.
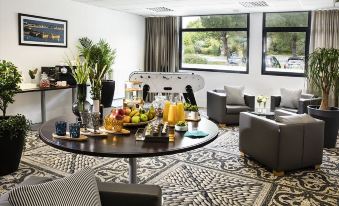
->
[[244, 95, 255, 110], [271, 96, 281, 111], [207, 90, 227, 123], [298, 97, 322, 114], [98, 182, 162, 206]]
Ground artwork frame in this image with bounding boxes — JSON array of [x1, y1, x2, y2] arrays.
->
[[18, 13, 68, 48]]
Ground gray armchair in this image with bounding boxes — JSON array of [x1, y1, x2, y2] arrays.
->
[[239, 111, 324, 176], [271, 93, 321, 114], [0, 176, 162, 206], [207, 89, 255, 124]]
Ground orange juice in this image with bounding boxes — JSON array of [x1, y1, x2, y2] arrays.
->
[[176, 102, 185, 122], [168, 104, 177, 126], [163, 100, 171, 122]]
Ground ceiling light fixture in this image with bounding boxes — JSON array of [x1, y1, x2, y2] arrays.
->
[[239, 1, 269, 8], [146, 7, 174, 12]]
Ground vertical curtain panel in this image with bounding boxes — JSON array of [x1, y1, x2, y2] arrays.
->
[[144, 17, 179, 73], [310, 10, 339, 50], [309, 10, 339, 106]]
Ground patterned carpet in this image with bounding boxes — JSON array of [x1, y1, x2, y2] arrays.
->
[[1, 127, 339, 205]]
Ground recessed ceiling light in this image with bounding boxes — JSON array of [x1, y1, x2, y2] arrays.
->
[[146, 7, 174, 12], [239, 1, 269, 8]]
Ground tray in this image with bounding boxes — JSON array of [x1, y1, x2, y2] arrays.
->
[[83, 129, 108, 137], [99, 127, 130, 135], [144, 123, 169, 143], [52, 132, 88, 141]]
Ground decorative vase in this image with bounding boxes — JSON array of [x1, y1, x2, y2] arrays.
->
[[72, 84, 91, 120], [308, 105, 339, 148], [101, 80, 115, 108], [39, 72, 50, 88], [92, 100, 100, 113], [0, 116, 25, 176]]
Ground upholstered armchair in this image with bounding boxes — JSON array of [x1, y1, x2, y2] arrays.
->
[[207, 89, 255, 124], [239, 110, 324, 176], [271, 93, 321, 114]]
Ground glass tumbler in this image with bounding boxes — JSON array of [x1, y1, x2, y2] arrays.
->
[[55, 121, 67, 136], [69, 123, 81, 138]]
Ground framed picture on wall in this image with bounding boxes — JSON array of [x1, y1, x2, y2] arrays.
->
[[18, 13, 67, 47]]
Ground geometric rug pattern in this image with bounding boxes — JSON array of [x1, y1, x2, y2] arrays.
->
[[1, 128, 338, 205]]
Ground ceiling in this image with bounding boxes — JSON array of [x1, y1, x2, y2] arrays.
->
[[71, 0, 336, 16]]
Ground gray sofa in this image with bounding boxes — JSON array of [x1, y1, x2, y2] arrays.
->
[[207, 89, 255, 124], [239, 111, 324, 176], [0, 176, 162, 206], [271, 93, 321, 114]]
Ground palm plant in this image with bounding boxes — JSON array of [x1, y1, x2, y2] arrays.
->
[[78, 37, 116, 80], [66, 56, 90, 84], [308, 48, 339, 110]]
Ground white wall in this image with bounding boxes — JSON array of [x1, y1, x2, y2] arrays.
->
[[0, 0, 145, 123], [190, 13, 308, 107]]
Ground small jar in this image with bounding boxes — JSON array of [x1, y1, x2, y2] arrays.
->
[[39, 72, 50, 88]]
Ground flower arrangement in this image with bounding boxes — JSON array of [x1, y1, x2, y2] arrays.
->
[[257, 95, 268, 108]]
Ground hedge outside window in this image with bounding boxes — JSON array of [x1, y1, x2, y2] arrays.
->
[[262, 12, 311, 76], [180, 14, 249, 73]]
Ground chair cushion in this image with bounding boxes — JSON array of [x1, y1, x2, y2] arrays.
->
[[280, 88, 302, 109], [226, 105, 249, 114], [276, 114, 317, 124], [224, 85, 245, 105], [8, 168, 102, 206]]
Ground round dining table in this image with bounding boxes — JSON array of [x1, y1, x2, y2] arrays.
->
[[39, 115, 219, 184]]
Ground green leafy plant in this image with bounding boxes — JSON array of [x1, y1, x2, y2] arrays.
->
[[0, 60, 22, 117], [308, 48, 339, 110], [89, 63, 107, 100], [0, 114, 30, 140], [28, 68, 38, 79], [78, 37, 116, 80], [184, 103, 199, 112], [66, 56, 90, 84]]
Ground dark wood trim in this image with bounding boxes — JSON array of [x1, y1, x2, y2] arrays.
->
[[261, 11, 311, 77], [179, 14, 250, 74], [17, 85, 76, 93], [18, 13, 68, 48]]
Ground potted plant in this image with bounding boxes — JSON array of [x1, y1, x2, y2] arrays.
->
[[307, 48, 339, 148], [0, 60, 30, 175], [78, 37, 116, 108], [66, 56, 91, 118]]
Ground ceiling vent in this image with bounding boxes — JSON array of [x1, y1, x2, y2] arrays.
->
[[146, 7, 173, 12], [239, 1, 269, 7]]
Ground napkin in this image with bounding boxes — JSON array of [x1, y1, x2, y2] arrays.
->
[[184, 130, 209, 138]]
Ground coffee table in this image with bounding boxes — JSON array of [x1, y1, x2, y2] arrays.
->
[[250, 108, 275, 119], [39, 116, 219, 184]]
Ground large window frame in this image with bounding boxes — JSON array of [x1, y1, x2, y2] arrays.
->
[[262, 11, 311, 77], [179, 14, 250, 74]]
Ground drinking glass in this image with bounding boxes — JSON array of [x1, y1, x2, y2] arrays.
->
[[91, 112, 101, 133], [55, 121, 67, 136], [80, 111, 90, 133], [69, 123, 80, 138]]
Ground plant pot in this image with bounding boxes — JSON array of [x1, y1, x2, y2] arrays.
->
[[308, 105, 339, 148], [101, 80, 115, 108], [0, 116, 26, 176]]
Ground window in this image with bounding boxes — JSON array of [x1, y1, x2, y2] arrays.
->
[[180, 14, 249, 73], [262, 12, 311, 76]]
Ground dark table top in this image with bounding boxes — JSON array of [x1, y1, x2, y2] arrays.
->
[[17, 85, 76, 93], [39, 116, 219, 158]]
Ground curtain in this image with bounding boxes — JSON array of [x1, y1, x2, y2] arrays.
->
[[144, 17, 179, 73], [144, 17, 179, 102], [309, 10, 339, 106]]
